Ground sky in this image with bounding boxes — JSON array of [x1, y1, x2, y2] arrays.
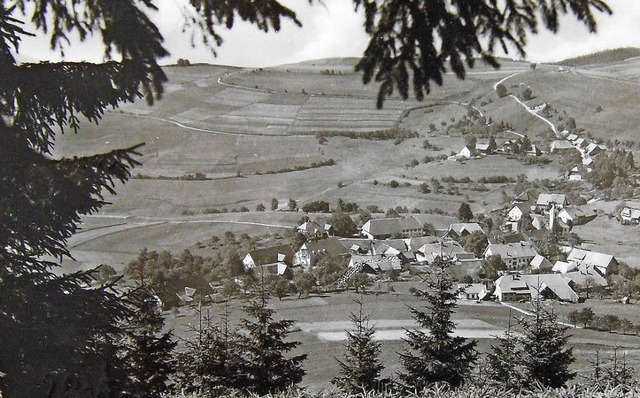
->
[[14, 0, 640, 67]]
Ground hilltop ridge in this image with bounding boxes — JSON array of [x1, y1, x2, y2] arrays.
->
[[555, 47, 640, 67]]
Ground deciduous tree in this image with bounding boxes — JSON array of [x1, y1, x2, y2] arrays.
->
[[458, 202, 474, 222]]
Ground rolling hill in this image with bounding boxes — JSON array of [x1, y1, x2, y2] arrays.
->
[[54, 54, 640, 272]]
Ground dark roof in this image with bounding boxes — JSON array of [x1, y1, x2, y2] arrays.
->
[[245, 245, 295, 266], [303, 237, 349, 256]]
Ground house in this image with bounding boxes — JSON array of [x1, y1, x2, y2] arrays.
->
[[371, 239, 408, 256], [297, 218, 334, 240], [513, 189, 540, 206], [459, 146, 473, 159], [361, 216, 423, 239], [557, 206, 597, 226], [499, 139, 518, 153], [493, 274, 579, 303], [566, 248, 618, 277], [530, 254, 553, 270], [568, 167, 583, 181], [242, 245, 296, 276], [527, 144, 542, 156], [339, 238, 373, 254], [507, 204, 527, 223], [524, 274, 579, 303], [550, 140, 577, 153], [293, 237, 349, 267], [417, 241, 468, 264], [585, 143, 605, 157], [446, 222, 485, 239], [405, 236, 440, 252], [484, 242, 538, 270], [552, 261, 577, 274], [574, 138, 585, 147], [457, 284, 488, 300], [176, 286, 198, 304], [475, 143, 491, 155], [348, 254, 402, 274], [566, 134, 578, 142], [535, 193, 567, 211], [564, 268, 608, 288], [530, 214, 547, 230], [493, 274, 533, 302], [620, 206, 640, 225], [582, 157, 594, 167]]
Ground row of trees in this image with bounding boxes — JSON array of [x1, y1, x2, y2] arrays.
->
[[138, 257, 579, 396]]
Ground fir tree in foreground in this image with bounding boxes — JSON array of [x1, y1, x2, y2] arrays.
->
[[487, 313, 527, 391], [519, 300, 575, 388], [176, 304, 245, 396], [239, 286, 307, 395], [399, 256, 477, 390], [120, 288, 177, 397], [333, 299, 384, 393]]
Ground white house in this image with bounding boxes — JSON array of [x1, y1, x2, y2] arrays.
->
[[507, 204, 526, 222], [530, 254, 553, 270], [620, 206, 640, 224], [459, 146, 473, 159], [493, 274, 579, 303], [457, 284, 488, 300], [566, 248, 618, 277], [484, 242, 538, 270], [361, 216, 423, 239], [550, 140, 576, 153], [557, 206, 597, 226]]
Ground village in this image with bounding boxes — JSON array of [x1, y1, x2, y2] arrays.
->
[[162, 111, 639, 314]]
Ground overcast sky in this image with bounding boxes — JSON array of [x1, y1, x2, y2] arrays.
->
[[15, 0, 640, 67]]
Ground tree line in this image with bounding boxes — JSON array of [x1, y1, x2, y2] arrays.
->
[[37, 256, 639, 397]]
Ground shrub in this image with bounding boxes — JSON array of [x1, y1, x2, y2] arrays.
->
[[388, 180, 400, 188], [496, 83, 508, 98]]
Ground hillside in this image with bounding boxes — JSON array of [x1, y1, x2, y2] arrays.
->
[[556, 47, 640, 67], [54, 55, 640, 274]]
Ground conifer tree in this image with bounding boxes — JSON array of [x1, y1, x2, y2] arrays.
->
[[175, 304, 245, 396], [519, 300, 575, 388], [119, 288, 177, 398], [0, 1, 300, 396], [399, 256, 477, 390], [333, 299, 384, 393], [238, 286, 307, 395], [486, 314, 526, 391]]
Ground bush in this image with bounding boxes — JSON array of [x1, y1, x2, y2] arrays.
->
[[302, 201, 331, 213], [496, 83, 508, 98], [388, 180, 400, 188]]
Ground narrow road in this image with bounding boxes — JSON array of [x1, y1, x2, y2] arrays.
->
[[507, 94, 558, 135], [501, 302, 579, 328], [492, 71, 558, 135], [69, 215, 293, 249]]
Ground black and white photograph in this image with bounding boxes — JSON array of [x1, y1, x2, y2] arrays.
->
[[2, 0, 640, 397]]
